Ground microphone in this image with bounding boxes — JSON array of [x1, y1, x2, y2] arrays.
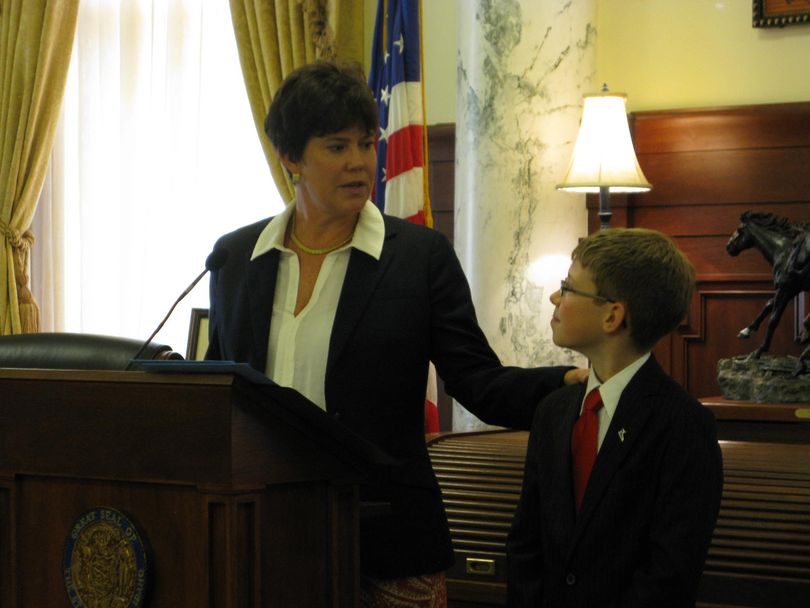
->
[[127, 248, 229, 366]]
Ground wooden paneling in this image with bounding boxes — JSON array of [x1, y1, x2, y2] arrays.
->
[[0, 480, 13, 608], [631, 103, 810, 154], [636, 148, 810, 207], [428, 123, 456, 245], [599, 102, 810, 398]]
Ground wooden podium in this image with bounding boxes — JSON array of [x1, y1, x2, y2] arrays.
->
[[0, 367, 385, 607]]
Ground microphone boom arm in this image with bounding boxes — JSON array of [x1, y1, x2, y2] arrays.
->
[[126, 247, 228, 369], [128, 267, 208, 364]]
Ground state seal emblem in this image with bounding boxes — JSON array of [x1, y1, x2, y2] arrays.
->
[[63, 507, 148, 608]]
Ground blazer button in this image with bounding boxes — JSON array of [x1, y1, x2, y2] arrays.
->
[[332, 411, 342, 420], [565, 573, 576, 586]]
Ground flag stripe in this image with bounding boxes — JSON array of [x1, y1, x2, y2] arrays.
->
[[386, 81, 424, 133], [385, 124, 424, 181], [384, 168, 424, 218]]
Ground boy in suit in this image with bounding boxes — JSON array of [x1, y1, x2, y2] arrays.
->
[[507, 228, 723, 607]]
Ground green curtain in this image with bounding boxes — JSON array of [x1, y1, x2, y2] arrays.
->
[[0, 0, 79, 334], [229, 0, 364, 203]]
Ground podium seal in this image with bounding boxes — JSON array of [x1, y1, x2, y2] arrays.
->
[[63, 507, 148, 608]]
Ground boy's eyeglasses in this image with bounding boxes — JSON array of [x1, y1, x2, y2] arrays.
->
[[559, 279, 615, 303]]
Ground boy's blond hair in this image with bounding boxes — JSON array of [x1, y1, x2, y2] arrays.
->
[[572, 228, 695, 350]]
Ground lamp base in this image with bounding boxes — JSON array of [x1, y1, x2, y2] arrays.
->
[[598, 186, 612, 230]]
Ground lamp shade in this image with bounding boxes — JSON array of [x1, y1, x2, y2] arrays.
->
[[557, 90, 651, 193]]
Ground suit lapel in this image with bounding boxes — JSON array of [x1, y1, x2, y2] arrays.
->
[[326, 222, 397, 375], [246, 249, 280, 371], [551, 387, 585, 534]]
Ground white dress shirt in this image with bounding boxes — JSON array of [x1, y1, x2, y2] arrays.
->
[[250, 200, 384, 410], [582, 352, 651, 450]]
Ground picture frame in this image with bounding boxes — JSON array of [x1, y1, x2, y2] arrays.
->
[[186, 307, 209, 360], [753, 0, 810, 28]]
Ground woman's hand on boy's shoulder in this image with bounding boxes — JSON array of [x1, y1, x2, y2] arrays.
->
[[564, 367, 589, 385]]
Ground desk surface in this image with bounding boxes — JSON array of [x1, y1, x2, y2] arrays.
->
[[701, 396, 810, 422]]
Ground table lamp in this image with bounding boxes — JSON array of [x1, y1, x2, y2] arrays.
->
[[558, 85, 651, 229]]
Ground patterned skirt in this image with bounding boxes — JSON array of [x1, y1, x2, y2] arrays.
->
[[360, 572, 447, 608]]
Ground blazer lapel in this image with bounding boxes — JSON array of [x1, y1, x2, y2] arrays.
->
[[326, 227, 397, 375], [553, 387, 585, 533], [246, 249, 280, 371]]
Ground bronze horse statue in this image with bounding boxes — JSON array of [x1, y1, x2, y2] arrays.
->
[[726, 211, 810, 374]]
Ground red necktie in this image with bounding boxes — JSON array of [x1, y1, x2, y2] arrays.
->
[[571, 388, 603, 511]]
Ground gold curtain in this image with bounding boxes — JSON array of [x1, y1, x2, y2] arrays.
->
[[229, 0, 364, 202], [0, 0, 79, 335]]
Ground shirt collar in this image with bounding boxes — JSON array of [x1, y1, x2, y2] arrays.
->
[[352, 200, 385, 260], [583, 352, 651, 418], [251, 200, 385, 261]]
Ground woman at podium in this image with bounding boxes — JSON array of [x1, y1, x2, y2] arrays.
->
[[205, 61, 582, 606]]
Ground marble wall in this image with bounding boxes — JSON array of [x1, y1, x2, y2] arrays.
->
[[454, 0, 595, 431]]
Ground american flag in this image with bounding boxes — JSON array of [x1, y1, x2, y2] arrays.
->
[[368, 0, 438, 432], [368, 0, 431, 225]]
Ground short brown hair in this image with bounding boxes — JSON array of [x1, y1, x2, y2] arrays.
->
[[264, 61, 378, 162], [572, 228, 695, 350]]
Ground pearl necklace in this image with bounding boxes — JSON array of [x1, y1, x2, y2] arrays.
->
[[289, 214, 354, 255]]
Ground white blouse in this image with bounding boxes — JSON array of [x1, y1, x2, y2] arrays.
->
[[250, 201, 384, 410]]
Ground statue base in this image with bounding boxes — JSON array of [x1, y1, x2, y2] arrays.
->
[[718, 355, 810, 403]]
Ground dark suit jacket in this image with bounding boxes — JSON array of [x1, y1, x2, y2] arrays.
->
[[206, 213, 571, 578], [507, 356, 723, 607]]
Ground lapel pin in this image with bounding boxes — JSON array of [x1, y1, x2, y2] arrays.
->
[[618, 428, 626, 443]]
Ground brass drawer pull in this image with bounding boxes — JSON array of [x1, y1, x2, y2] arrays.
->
[[465, 557, 496, 576]]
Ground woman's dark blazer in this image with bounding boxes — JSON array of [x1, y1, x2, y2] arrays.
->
[[206, 212, 571, 579]]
